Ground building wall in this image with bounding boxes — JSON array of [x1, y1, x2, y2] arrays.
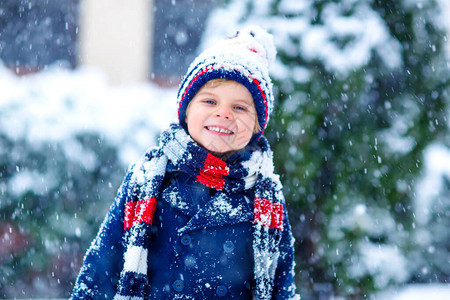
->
[[78, 0, 153, 85]]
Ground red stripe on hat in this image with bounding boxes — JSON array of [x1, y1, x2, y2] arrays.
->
[[196, 153, 230, 190], [250, 77, 268, 134], [178, 65, 215, 117], [254, 197, 283, 230], [124, 197, 158, 230], [179, 64, 269, 134]]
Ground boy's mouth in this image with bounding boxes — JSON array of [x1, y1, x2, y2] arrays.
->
[[205, 126, 234, 135]]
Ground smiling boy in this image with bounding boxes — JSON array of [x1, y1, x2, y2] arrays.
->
[[72, 26, 299, 300], [186, 79, 259, 159]]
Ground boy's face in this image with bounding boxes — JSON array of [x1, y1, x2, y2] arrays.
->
[[185, 80, 257, 155]]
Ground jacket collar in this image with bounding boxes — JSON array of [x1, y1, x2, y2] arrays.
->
[[178, 192, 253, 235], [161, 163, 253, 234]]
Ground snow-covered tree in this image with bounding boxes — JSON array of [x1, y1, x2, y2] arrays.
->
[[0, 66, 175, 297], [412, 144, 450, 284], [203, 0, 449, 297]]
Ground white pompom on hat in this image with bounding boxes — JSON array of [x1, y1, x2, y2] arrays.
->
[[177, 25, 277, 142]]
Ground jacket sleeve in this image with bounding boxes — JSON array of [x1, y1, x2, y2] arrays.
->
[[71, 170, 133, 300], [272, 202, 300, 300]]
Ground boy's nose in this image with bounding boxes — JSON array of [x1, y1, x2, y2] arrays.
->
[[214, 105, 233, 119]]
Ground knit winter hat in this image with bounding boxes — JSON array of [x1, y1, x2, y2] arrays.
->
[[177, 25, 277, 141]]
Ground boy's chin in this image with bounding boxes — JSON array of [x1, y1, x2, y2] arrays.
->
[[201, 145, 241, 160], [197, 140, 247, 160], [208, 149, 238, 161]]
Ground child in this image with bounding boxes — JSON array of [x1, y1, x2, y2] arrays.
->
[[72, 25, 299, 300]]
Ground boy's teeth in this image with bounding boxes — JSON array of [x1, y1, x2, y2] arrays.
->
[[207, 126, 232, 134]]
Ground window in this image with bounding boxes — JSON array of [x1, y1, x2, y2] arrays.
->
[[0, 0, 79, 74], [152, 0, 222, 85]]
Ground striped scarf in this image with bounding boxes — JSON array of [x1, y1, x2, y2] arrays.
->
[[114, 123, 285, 300]]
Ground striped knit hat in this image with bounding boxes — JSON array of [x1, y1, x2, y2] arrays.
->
[[177, 25, 277, 141]]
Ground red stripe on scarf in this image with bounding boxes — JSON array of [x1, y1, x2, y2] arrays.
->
[[196, 153, 230, 190], [254, 197, 283, 230], [124, 197, 157, 230], [124, 201, 136, 230]]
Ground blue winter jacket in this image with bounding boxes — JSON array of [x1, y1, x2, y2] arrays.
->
[[72, 160, 296, 299]]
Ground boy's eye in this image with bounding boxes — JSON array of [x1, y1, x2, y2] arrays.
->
[[203, 99, 216, 105], [234, 105, 247, 111]]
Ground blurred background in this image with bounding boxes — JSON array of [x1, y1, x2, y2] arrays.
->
[[0, 0, 449, 299]]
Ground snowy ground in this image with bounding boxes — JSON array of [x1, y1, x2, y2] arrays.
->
[[1, 64, 449, 299]]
